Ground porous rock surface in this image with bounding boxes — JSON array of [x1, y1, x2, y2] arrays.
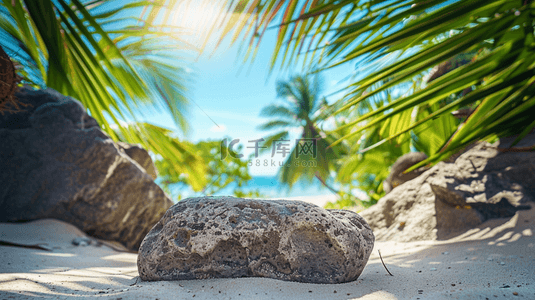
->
[[0, 87, 172, 250], [361, 135, 535, 242], [138, 196, 374, 284]]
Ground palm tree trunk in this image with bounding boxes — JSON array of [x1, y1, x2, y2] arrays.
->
[[314, 171, 340, 195], [303, 117, 320, 138]]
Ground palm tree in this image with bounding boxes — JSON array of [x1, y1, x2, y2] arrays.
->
[[206, 0, 535, 168], [0, 0, 218, 190], [258, 75, 341, 188]]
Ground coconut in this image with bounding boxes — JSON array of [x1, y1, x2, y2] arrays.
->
[[0, 45, 22, 113]]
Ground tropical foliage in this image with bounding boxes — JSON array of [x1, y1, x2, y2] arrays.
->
[[329, 79, 461, 208], [258, 71, 462, 208], [257, 74, 343, 189], [157, 139, 264, 200], [0, 0, 211, 189], [209, 0, 535, 170], [6, 0, 534, 207]]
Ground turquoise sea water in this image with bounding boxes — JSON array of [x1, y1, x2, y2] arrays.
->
[[165, 175, 335, 201], [216, 175, 332, 198]]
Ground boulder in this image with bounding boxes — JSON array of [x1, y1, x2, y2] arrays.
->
[[137, 196, 374, 284], [117, 142, 158, 179], [0, 87, 172, 251], [361, 136, 534, 242], [383, 152, 429, 194]]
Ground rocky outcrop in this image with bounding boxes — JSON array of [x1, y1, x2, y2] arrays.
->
[[117, 142, 158, 179], [0, 87, 172, 251], [138, 196, 374, 284], [383, 152, 429, 194], [361, 136, 534, 242]]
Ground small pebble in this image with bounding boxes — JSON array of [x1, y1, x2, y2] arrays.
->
[[430, 268, 437, 271], [513, 292, 518, 296], [72, 237, 92, 246], [500, 262, 505, 265]]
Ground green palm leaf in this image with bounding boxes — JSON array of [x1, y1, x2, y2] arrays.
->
[[257, 74, 340, 189], [209, 0, 535, 167], [259, 104, 298, 120], [113, 122, 207, 191], [1, 0, 207, 187], [257, 120, 296, 131]]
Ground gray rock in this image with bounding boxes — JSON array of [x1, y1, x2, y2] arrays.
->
[[117, 142, 158, 180], [361, 136, 535, 242], [383, 152, 429, 194], [0, 87, 172, 251], [137, 196, 374, 284]]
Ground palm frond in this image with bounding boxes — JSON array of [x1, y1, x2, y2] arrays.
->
[[259, 104, 297, 119], [1, 0, 203, 184], [256, 130, 290, 156], [210, 0, 535, 165], [113, 122, 208, 191], [257, 120, 295, 131]]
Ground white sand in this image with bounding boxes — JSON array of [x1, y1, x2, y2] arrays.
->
[[1, 205, 534, 300]]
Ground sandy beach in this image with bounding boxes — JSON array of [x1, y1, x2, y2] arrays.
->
[[1, 202, 534, 300]]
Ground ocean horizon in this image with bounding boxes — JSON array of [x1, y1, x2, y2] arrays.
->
[[165, 175, 339, 207]]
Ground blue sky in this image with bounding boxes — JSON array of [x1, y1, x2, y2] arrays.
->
[[136, 14, 357, 176]]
